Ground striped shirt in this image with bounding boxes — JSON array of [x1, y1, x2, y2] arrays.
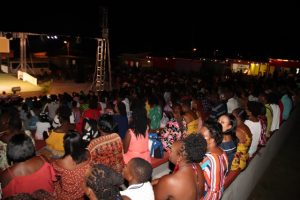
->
[[201, 152, 228, 200]]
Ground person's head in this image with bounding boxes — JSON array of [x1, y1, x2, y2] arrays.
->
[[98, 114, 118, 134], [131, 100, 147, 137], [7, 133, 36, 165], [57, 104, 72, 123], [171, 103, 182, 119], [63, 131, 87, 164], [123, 158, 152, 184], [85, 164, 124, 200], [200, 121, 223, 151], [232, 108, 247, 122], [246, 101, 263, 118], [183, 111, 198, 125], [169, 134, 207, 165], [115, 101, 127, 116], [217, 114, 237, 134]]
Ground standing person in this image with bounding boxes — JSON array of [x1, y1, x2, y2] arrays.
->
[[0, 133, 55, 199], [123, 100, 150, 164], [121, 158, 154, 200], [153, 134, 206, 200], [52, 131, 91, 200], [200, 122, 228, 200]]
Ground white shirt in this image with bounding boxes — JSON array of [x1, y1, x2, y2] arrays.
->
[[227, 97, 240, 113], [245, 120, 261, 157], [270, 104, 280, 131], [35, 121, 51, 140], [120, 182, 154, 200]]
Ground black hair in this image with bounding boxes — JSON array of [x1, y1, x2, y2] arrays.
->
[[233, 108, 247, 122], [63, 131, 88, 164], [89, 97, 98, 109], [98, 114, 118, 133], [182, 134, 207, 163], [131, 100, 147, 138], [7, 133, 36, 165], [57, 104, 72, 121], [117, 102, 127, 117], [130, 158, 153, 183], [247, 101, 263, 117], [220, 114, 237, 135], [8, 116, 22, 131], [203, 121, 223, 145], [86, 164, 123, 200]]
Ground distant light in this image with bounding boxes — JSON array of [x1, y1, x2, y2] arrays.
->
[[47, 36, 50, 39], [256, 63, 259, 66], [297, 68, 299, 74], [193, 48, 197, 52], [51, 36, 54, 39], [64, 40, 67, 44], [54, 35, 58, 39], [225, 59, 229, 62], [165, 57, 169, 60], [147, 60, 151, 63], [172, 57, 176, 59]]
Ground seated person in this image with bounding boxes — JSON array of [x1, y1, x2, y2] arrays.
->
[[123, 100, 150, 164], [88, 114, 125, 174], [85, 164, 124, 200], [121, 158, 154, 200], [0, 133, 55, 199], [52, 131, 91, 200], [153, 134, 206, 200]]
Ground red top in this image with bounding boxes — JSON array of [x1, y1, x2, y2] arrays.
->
[[2, 158, 56, 198]]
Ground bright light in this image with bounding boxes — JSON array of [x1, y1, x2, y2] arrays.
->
[[64, 40, 67, 44], [54, 36, 58, 39], [147, 60, 151, 63], [47, 36, 50, 39], [193, 48, 197, 52], [297, 68, 299, 74]]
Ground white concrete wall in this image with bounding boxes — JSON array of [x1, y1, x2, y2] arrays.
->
[[222, 107, 297, 200]]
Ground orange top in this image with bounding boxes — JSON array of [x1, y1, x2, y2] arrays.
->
[[2, 158, 56, 199]]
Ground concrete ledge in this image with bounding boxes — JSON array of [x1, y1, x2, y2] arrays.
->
[[151, 152, 170, 179], [222, 107, 297, 200]]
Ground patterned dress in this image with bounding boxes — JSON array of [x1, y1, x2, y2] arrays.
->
[[230, 125, 252, 171], [53, 157, 91, 200], [88, 133, 125, 174], [160, 118, 183, 151]]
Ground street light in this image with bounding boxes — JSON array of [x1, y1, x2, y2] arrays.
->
[[64, 40, 70, 56]]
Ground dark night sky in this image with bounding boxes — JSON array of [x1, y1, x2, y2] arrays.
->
[[1, 1, 299, 60]]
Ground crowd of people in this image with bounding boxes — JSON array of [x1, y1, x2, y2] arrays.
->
[[0, 67, 299, 199]]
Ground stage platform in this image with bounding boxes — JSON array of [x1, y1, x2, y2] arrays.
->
[[0, 73, 42, 95], [0, 73, 92, 98]]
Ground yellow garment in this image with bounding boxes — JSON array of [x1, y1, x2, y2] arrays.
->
[[187, 119, 199, 135], [46, 130, 65, 152], [231, 128, 251, 171], [265, 104, 273, 138], [145, 101, 150, 115]]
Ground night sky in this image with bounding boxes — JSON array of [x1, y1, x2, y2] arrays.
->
[[1, 1, 299, 60]]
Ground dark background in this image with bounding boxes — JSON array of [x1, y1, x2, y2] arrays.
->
[[1, 1, 299, 60]]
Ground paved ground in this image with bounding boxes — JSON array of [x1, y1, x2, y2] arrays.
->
[[248, 105, 300, 199]]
